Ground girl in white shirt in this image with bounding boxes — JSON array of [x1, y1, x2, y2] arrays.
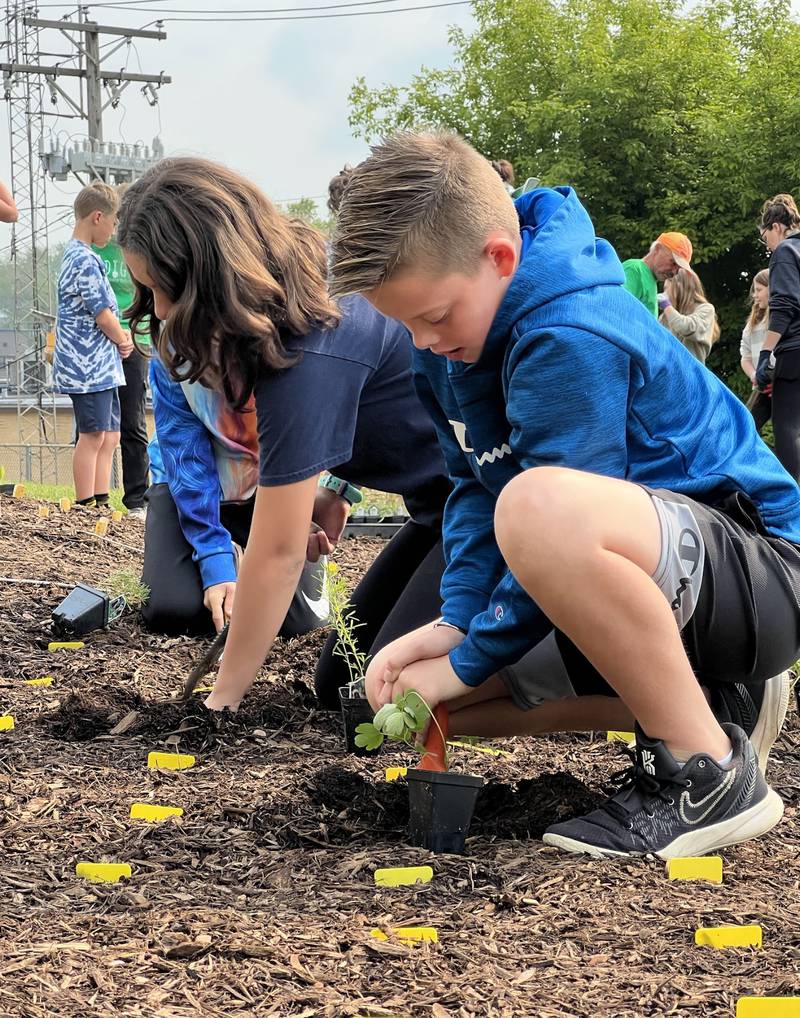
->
[[740, 269, 771, 434]]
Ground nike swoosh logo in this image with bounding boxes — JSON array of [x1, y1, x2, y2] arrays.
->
[[679, 768, 736, 825], [302, 590, 330, 621]]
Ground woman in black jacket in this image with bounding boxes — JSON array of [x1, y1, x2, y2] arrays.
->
[[756, 193, 800, 480]]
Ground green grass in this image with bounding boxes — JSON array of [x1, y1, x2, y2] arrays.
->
[[16, 483, 127, 512], [106, 568, 150, 607]]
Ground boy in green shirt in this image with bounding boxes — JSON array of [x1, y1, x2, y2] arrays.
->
[[94, 217, 150, 517], [622, 232, 692, 316]]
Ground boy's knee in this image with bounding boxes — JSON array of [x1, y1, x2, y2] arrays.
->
[[78, 430, 105, 447], [140, 587, 208, 636], [496, 467, 578, 550]]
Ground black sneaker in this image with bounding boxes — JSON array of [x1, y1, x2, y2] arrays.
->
[[707, 673, 790, 773], [542, 723, 783, 859]]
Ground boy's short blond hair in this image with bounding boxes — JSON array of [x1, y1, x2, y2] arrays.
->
[[330, 131, 519, 297], [74, 180, 119, 221]]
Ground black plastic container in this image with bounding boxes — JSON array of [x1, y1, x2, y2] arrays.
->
[[52, 583, 125, 638], [406, 768, 484, 854], [338, 684, 378, 757]]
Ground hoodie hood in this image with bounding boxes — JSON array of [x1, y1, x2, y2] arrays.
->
[[486, 186, 625, 349]]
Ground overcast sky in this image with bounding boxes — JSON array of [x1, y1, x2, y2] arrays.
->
[[4, 0, 476, 243]]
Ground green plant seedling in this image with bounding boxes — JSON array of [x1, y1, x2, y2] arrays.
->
[[355, 690, 448, 765], [106, 569, 150, 608], [326, 561, 368, 695]]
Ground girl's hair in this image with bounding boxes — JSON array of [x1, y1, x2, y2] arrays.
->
[[118, 157, 340, 409], [760, 192, 800, 232], [667, 268, 721, 345], [746, 268, 770, 332]]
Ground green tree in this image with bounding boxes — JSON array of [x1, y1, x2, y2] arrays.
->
[[348, 0, 800, 396], [285, 197, 334, 237]]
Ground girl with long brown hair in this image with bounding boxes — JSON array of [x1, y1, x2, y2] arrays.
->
[[741, 268, 772, 434], [118, 157, 451, 710], [658, 268, 720, 364]]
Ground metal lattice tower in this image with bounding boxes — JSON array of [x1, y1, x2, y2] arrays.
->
[[4, 1, 55, 474]]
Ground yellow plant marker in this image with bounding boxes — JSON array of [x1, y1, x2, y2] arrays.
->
[[12, 483, 25, 497], [48, 641, 84, 652], [737, 999, 800, 1017], [607, 731, 636, 743], [38, 505, 50, 518], [130, 803, 184, 822], [75, 862, 131, 884], [94, 518, 109, 536], [59, 497, 71, 512], [192, 685, 214, 695], [24, 676, 53, 687], [695, 925, 762, 949], [147, 751, 195, 771], [447, 739, 511, 758], [370, 926, 438, 943], [0, 716, 15, 731], [374, 865, 433, 887], [111, 510, 123, 522], [667, 856, 723, 883], [385, 766, 407, 782]]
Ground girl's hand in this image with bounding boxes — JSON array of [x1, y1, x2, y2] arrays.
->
[[204, 581, 237, 632], [204, 689, 240, 713], [309, 489, 349, 560]]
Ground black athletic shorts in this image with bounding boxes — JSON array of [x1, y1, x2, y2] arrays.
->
[[501, 488, 800, 706]]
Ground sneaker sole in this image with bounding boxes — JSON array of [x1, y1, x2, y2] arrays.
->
[[542, 789, 785, 860], [750, 672, 791, 774]]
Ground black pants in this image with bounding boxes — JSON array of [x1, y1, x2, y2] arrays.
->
[[140, 482, 328, 637], [118, 348, 150, 509], [750, 391, 772, 435], [314, 520, 446, 709], [772, 348, 800, 482]]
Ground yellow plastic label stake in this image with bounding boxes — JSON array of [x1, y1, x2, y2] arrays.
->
[[24, 676, 53, 687], [94, 518, 109, 536], [59, 497, 71, 512], [147, 751, 196, 771], [48, 641, 85, 652], [737, 998, 800, 1017], [667, 856, 723, 883], [385, 767, 407, 782], [0, 716, 15, 731], [75, 862, 131, 884], [130, 803, 184, 822], [192, 685, 214, 695], [38, 505, 50, 518], [695, 925, 762, 949], [12, 483, 25, 497], [374, 865, 433, 887], [607, 731, 636, 743], [370, 926, 438, 943], [111, 510, 123, 522]]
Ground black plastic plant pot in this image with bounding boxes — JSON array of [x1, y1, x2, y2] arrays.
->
[[52, 583, 110, 638], [338, 685, 378, 757], [406, 768, 484, 855]]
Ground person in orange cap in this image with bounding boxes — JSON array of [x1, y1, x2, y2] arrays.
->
[[622, 232, 693, 316]]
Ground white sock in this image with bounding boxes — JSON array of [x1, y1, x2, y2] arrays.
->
[[716, 748, 734, 768]]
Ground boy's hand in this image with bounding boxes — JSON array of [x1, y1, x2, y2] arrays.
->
[[377, 654, 469, 713], [204, 581, 236, 632], [117, 333, 134, 358], [365, 624, 465, 710]]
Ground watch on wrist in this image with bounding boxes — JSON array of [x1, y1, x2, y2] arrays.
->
[[318, 474, 363, 506]]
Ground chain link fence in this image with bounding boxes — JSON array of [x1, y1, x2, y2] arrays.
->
[[0, 442, 122, 488]]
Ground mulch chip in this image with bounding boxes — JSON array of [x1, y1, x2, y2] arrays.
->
[[1, 493, 798, 1016]]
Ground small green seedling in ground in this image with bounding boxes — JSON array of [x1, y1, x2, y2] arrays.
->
[[326, 561, 368, 695], [106, 569, 150, 608], [355, 690, 447, 765]]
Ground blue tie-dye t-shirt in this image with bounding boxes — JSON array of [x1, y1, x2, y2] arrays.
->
[[54, 239, 125, 394]]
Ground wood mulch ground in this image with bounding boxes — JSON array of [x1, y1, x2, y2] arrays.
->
[[0, 493, 798, 1018]]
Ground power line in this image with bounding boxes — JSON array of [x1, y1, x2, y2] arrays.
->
[[35, 0, 470, 14], [148, 1, 470, 19]]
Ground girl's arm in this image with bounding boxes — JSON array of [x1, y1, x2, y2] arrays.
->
[[204, 474, 319, 710], [741, 356, 756, 382], [0, 179, 18, 223]]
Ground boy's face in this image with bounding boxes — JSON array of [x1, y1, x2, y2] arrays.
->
[[366, 235, 518, 364], [91, 211, 118, 247]]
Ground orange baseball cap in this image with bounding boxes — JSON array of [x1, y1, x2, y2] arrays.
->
[[656, 232, 693, 270]]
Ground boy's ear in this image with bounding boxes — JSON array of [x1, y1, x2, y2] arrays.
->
[[484, 234, 518, 279]]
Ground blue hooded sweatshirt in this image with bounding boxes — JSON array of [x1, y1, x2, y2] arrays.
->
[[413, 186, 800, 687]]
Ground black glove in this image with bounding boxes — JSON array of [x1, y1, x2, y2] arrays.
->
[[755, 349, 774, 390]]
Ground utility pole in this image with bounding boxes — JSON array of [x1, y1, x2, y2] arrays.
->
[[1, 2, 172, 481]]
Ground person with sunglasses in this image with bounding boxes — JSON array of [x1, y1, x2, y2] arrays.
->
[[756, 194, 800, 480]]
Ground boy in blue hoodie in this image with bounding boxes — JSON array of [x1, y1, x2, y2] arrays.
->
[[329, 131, 800, 860]]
